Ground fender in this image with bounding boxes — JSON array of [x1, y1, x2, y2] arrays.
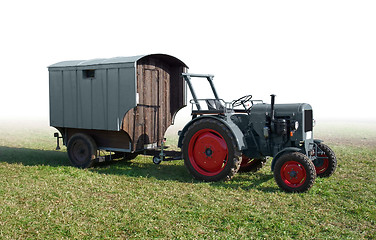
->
[[314, 139, 323, 144], [271, 147, 303, 171], [178, 115, 246, 150]]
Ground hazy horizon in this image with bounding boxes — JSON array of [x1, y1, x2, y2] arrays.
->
[[1, 1, 375, 122]]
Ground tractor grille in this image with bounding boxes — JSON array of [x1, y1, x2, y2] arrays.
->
[[304, 110, 313, 132]]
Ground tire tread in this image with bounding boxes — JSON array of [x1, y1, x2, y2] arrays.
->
[[182, 118, 241, 181]]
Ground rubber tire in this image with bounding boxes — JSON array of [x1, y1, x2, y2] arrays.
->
[[274, 152, 316, 193], [182, 118, 241, 182], [153, 155, 162, 165], [67, 133, 97, 168], [239, 156, 266, 173], [315, 143, 337, 178]]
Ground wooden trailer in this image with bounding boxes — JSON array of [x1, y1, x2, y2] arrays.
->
[[48, 54, 188, 166]]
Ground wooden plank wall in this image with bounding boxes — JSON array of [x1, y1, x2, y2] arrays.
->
[[122, 58, 186, 151]]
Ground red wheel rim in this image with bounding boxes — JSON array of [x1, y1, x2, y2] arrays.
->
[[315, 153, 329, 174], [280, 161, 306, 188], [188, 129, 228, 176]]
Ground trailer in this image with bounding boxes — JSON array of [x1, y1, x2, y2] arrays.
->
[[49, 54, 187, 167]]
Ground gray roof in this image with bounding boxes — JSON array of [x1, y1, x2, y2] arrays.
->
[[48, 54, 188, 68]]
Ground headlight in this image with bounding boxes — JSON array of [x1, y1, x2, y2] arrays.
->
[[291, 121, 299, 131]]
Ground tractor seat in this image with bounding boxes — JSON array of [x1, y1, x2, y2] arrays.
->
[[191, 99, 225, 116], [205, 99, 225, 111]]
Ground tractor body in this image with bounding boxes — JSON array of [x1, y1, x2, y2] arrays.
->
[[231, 102, 315, 169], [179, 73, 337, 192]]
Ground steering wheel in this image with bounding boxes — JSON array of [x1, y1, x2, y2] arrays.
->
[[232, 95, 253, 108]]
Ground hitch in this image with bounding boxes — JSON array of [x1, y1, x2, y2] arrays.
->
[[152, 138, 167, 164], [54, 132, 63, 150], [152, 138, 182, 164]]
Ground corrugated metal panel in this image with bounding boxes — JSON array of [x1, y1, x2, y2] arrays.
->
[[49, 71, 64, 126], [119, 67, 137, 128], [92, 69, 107, 129], [77, 70, 92, 129], [49, 65, 135, 131], [107, 68, 120, 130], [62, 70, 77, 128]]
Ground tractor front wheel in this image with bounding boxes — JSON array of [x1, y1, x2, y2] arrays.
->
[[182, 118, 241, 182], [314, 143, 337, 178], [274, 152, 316, 193]]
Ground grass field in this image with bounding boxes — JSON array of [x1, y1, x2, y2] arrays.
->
[[0, 120, 375, 239]]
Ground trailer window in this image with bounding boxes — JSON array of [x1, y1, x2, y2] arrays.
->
[[83, 70, 95, 79]]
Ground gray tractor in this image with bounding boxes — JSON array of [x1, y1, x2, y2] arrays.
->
[[177, 73, 337, 192]]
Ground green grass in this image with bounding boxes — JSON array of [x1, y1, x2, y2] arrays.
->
[[0, 121, 375, 239]]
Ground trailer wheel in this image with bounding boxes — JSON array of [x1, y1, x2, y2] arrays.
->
[[182, 118, 241, 182], [314, 143, 337, 178], [274, 152, 316, 193], [153, 155, 163, 165], [67, 133, 97, 168], [239, 155, 266, 173]]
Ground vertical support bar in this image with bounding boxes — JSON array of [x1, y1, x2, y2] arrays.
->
[[182, 74, 201, 110], [206, 76, 220, 100]]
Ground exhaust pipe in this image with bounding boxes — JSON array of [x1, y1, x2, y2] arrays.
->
[[270, 94, 276, 121]]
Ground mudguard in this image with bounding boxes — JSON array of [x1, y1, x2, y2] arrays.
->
[[271, 147, 304, 171], [178, 115, 246, 150], [314, 139, 323, 144]]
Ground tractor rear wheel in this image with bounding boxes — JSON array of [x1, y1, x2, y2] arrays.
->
[[67, 133, 97, 168], [239, 155, 266, 173], [274, 152, 316, 193], [314, 143, 337, 178], [182, 118, 241, 182]]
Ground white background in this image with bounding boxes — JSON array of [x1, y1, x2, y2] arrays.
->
[[1, 0, 375, 124]]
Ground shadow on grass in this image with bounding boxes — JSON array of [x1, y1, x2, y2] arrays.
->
[[91, 157, 192, 183], [0, 146, 278, 192], [93, 159, 279, 192], [0, 146, 70, 167], [216, 173, 278, 192]]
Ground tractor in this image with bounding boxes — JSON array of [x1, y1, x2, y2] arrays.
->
[[176, 73, 337, 192]]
